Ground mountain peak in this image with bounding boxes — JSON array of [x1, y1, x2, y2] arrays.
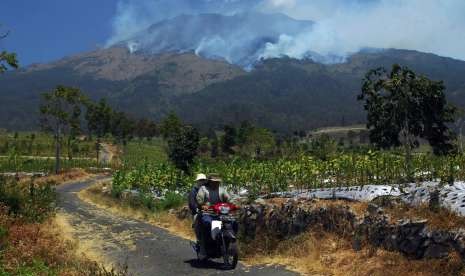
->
[[116, 12, 314, 68]]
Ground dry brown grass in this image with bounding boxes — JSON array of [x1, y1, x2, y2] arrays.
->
[[383, 203, 465, 231], [78, 182, 194, 240], [0, 204, 125, 275], [242, 231, 465, 276], [17, 168, 94, 187]]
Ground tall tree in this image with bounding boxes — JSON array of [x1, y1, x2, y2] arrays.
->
[[358, 64, 457, 180], [85, 99, 113, 163], [159, 112, 182, 140], [167, 125, 200, 173], [221, 125, 237, 155], [40, 86, 86, 174], [111, 111, 135, 145]]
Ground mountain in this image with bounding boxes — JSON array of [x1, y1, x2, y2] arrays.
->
[[175, 49, 465, 132], [2, 46, 465, 133], [1, 12, 465, 133], [119, 12, 314, 68], [0, 47, 244, 130]]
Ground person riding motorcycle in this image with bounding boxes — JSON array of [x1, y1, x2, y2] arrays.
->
[[195, 174, 231, 259]]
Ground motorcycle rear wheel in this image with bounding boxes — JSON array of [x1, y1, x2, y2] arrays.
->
[[223, 241, 238, 269]]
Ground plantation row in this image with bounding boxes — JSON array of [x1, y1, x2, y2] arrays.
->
[[0, 156, 101, 174], [112, 151, 465, 198]]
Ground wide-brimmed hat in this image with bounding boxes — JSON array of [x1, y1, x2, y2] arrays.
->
[[195, 173, 207, 181], [208, 174, 222, 183]]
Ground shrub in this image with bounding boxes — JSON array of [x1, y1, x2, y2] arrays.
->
[[0, 177, 56, 223]]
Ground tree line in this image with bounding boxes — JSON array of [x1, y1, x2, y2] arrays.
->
[[39, 85, 158, 173]]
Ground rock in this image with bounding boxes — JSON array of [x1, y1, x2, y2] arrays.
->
[[423, 243, 450, 259], [176, 206, 190, 220]]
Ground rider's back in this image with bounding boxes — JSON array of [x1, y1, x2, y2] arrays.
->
[[188, 186, 201, 215], [196, 185, 230, 206]]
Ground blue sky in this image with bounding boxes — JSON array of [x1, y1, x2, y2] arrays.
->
[[1, 0, 117, 66]]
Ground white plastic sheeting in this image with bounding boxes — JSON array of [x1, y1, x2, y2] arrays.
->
[[267, 181, 465, 217]]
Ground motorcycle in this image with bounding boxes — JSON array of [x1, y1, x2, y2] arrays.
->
[[192, 202, 239, 269]]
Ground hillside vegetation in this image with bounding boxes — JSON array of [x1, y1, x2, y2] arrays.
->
[[2, 49, 465, 132]]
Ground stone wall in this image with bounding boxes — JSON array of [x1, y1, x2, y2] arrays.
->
[[236, 199, 465, 260]]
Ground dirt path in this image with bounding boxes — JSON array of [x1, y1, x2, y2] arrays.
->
[[99, 143, 120, 164], [56, 177, 298, 276]]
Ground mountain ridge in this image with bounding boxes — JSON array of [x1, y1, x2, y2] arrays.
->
[[1, 19, 465, 132]]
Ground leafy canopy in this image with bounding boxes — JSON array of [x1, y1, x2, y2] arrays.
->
[[358, 64, 457, 155]]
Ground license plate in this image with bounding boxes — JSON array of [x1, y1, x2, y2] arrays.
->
[[211, 220, 222, 240], [211, 220, 222, 230]]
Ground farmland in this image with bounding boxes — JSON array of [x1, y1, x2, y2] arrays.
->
[[112, 150, 465, 200]]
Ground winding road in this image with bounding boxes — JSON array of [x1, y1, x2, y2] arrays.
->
[[57, 177, 298, 276]]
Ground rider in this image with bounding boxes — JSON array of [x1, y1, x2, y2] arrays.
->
[[188, 173, 208, 244], [196, 174, 231, 259]]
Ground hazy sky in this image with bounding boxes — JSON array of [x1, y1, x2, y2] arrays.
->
[[2, 0, 465, 66]]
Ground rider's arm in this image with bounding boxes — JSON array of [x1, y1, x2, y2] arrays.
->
[[220, 187, 231, 203], [196, 186, 207, 208]]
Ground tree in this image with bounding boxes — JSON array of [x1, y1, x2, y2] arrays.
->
[[237, 121, 253, 146], [0, 50, 18, 73], [159, 112, 182, 140], [358, 64, 457, 180], [134, 118, 157, 140], [40, 86, 86, 174], [210, 136, 219, 158], [221, 125, 237, 154], [111, 111, 135, 145], [85, 99, 113, 163], [242, 127, 276, 158], [167, 125, 200, 173], [0, 28, 18, 73]]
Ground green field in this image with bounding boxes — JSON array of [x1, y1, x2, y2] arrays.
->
[[0, 131, 96, 158], [121, 138, 167, 168]]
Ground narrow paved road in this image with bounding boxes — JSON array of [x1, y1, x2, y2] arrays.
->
[[57, 177, 298, 276]]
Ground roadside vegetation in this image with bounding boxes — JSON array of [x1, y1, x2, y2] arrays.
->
[[0, 174, 128, 275]]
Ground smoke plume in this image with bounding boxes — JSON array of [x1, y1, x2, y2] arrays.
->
[[107, 0, 465, 67]]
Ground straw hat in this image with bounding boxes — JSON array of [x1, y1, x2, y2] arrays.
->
[[208, 174, 222, 182], [195, 173, 207, 181]]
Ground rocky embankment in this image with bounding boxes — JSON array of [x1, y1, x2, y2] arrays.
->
[[177, 196, 465, 261]]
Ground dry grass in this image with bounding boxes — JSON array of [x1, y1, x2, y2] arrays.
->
[[383, 203, 465, 231], [54, 213, 111, 266], [0, 204, 127, 275], [242, 231, 465, 276], [78, 182, 194, 240], [17, 168, 93, 187]]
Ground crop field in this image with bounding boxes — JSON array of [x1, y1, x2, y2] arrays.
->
[[0, 131, 96, 157], [113, 150, 465, 199], [0, 132, 108, 173], [121, 138, 167, 168]]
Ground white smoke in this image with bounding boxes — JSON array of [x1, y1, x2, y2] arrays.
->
[[107, 0, 465, 65], [260, 0, 465, 62]]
